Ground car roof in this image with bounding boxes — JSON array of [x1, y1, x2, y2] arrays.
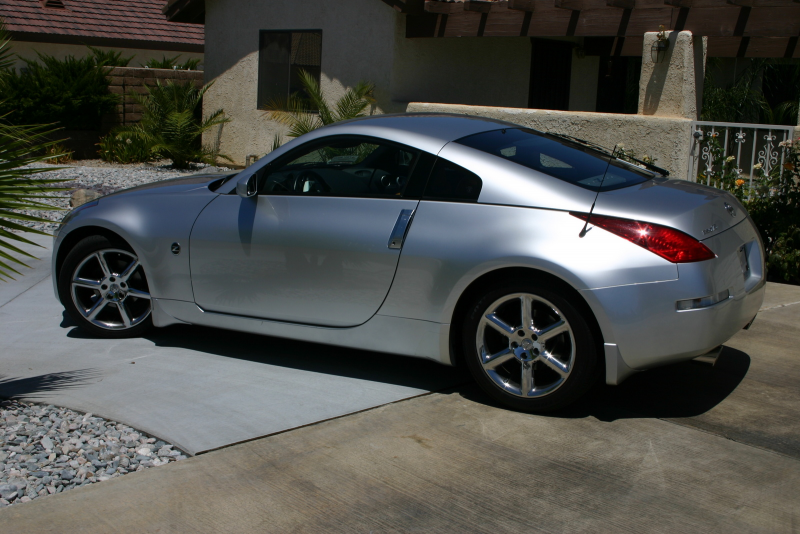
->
[[307, 113, 519, 154]]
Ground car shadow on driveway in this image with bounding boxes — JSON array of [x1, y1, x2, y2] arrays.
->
[[458, 346, 751, 421], [60, 313, 749, 419], [137, 323, 472, 392]]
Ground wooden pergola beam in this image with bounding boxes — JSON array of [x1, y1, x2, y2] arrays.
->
[[413, 1, 800, 37], [423, 0, 796, 10]]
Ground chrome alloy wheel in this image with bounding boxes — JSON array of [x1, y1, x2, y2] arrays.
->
[[70, 248, 151, 330], [475, 293, 575, 398]]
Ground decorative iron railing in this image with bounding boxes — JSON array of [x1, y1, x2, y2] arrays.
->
[[687, 121, 796, 192]]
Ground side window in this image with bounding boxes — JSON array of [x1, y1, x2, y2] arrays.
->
[[259, 137, 422, 198], [423, 159, 482, 202]]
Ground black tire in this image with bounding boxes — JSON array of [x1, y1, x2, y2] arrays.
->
[[58, 235, 153, 339], [462, 279, 598, 412]]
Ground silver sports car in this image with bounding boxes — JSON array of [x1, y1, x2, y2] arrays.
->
[[53, 114, 765, 411]]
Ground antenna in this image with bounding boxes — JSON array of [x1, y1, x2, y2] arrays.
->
[[579, 144, 618, 238]]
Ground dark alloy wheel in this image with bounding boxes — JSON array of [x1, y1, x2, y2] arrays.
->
[[58, 235, 153, 338], [462, 281, 598, 412]]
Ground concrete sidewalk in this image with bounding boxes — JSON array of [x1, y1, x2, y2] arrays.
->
[[0, 236, 467, 455], [1, 282, 799, 531]]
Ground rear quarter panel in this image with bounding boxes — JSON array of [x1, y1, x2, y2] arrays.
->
[[378, 202, 679, 325]]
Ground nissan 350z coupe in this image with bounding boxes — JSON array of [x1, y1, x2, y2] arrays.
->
[[53, 113, 765, 412]]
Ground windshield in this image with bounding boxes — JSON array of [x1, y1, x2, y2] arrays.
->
[[455, 128, 654, 192]]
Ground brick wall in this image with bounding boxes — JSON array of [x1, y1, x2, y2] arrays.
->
[[103, 67, 204, 132]]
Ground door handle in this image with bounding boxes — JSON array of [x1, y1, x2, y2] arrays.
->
[[388, 209, 415, 249]]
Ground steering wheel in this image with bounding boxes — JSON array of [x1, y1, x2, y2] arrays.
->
[[374, 173, 405, 192], [292, 170, 330, 194]]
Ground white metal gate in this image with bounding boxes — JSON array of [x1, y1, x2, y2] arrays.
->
[[687, 121, 796, 189]]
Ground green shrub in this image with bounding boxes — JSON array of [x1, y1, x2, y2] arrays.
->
[[87, 46, 133, 68], [115, 80, 230, 169], [141, 55, 201, 71], [746, 140, 800, 285], [702, 58, 800, 126], [97, 131, 151, 164], [703, 134, 800, 284], [44, 142, 74, 164], [0, 53, 119, 130]]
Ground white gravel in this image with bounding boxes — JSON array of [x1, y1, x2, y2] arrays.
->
[[2, 161, 223, 507], [11, 161, 228, 234], [0, 398, 187, 508]]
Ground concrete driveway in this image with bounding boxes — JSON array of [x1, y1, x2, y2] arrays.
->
[[0, 235, 467, 455], [2, 235, 799, 531]]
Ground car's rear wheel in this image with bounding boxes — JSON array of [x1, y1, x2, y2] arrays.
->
[[58, 235, 153, 338], [462, 281, 598, 412]]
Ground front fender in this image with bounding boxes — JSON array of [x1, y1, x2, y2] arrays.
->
[[53, 185, 219, 303]]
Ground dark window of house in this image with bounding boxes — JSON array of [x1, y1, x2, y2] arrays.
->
[[423, 159, 483, 202], [596, 56, 642, 114], [528, 39, 573, 111], [456, 128, 652, 192], [257, 30, 322, 110]]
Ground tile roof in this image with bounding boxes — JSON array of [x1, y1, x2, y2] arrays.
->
[[0, 0, 203, 47]]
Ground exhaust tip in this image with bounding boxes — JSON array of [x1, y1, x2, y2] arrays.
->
[[693, 345, 724, 366]]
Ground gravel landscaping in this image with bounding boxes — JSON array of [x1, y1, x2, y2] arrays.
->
[[13, 160, 230, 233], [0, 398, 187, 508], [2, 161, 218, 508]]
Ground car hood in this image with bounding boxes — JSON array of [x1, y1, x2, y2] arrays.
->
[[593, 178, 748, 240], [102, 172, 237, 200]]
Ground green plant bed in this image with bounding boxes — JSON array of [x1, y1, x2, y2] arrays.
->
[[702, 134, 800, 286], [97, 131, 151, 164], [108, 80, 230, 168], [0, 53, 118, 131], [50, 130, 99, 160]]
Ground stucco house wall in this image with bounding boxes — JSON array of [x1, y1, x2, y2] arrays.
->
[[202, 0, 398, 165], [202, 0, 538, 165], [390, 30, 530, 109]]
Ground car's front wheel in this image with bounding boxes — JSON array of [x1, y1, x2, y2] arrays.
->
[[58, 235, 153, 338], [462, 281, 598, 412]]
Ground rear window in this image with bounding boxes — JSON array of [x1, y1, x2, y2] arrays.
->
[[455, 128, 652, 192]]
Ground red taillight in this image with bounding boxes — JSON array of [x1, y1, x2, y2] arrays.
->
[[570, 212, 716, 263]]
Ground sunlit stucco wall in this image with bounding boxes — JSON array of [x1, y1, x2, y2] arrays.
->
[[202, 0, 536, 166], [202, 0, 399, 166]]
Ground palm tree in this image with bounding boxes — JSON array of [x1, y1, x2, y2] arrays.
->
[[0, 20, 68, 281], [118, 80, 231, 169], [262, 69, 375, 149]]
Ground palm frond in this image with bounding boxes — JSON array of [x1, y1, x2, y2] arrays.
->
[[297, 69, 333, 125], [271, 134, 283, 152], [262, 71, 377, 145], [334, 81, 375, 122], [0, 19, 14, 72]]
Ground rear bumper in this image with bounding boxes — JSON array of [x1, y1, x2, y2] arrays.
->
[[584, 217, 765, 381]]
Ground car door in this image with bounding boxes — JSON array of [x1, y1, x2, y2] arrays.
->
[[189, 135, 429, 327]]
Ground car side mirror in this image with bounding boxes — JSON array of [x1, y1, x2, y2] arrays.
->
[[236, 174, 258, 198]]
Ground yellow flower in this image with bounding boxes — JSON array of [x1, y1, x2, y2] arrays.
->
[[735, 179, 745, 187], [726, 156, 735, 162], [753, 163, 763, 170]]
